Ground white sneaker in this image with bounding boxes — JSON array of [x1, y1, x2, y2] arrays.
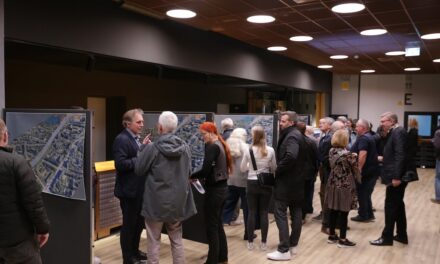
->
[[289, 246, 298, 255], [266, 250, 291, 261], [260, 242, 267, 251], [247, 242, 254, 250]]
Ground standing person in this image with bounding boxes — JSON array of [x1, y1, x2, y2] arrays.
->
[[222, 128, 249, 237], [267, 111, 306, 261], [221, 118, 234, 140], [241, 126, 277, 251], [432, 125, 440, 204], [113, 108, 149, 264], [370, 112, 409, 246], [315, 117, 334, 234], [135, 111, 197, 264], [0, 118, 50, 264], [297, 122, 319, 223], [326, 129, 361, 248], [350, 119, 379, 222], [191, 122, 232, 264]]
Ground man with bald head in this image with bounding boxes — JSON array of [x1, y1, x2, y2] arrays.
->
[[350, 119, 379, 222]]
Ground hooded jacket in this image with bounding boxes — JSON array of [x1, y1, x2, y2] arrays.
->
[[135, 133, 197, 222]]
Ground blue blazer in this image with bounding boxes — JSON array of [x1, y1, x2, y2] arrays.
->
[[113, 129, 144, 198]]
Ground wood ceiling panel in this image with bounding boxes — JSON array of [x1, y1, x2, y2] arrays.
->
[[241, 0, 287, 10], [342, 14, 380, 28], [288, 21, 325, 33], [374, 10, 411, 26], [124, 0, 440, 73]]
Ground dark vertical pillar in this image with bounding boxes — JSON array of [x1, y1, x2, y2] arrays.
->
[[0, 0, 4, 110]]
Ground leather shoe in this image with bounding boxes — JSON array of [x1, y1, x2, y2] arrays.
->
[[351, 215, 373, 222], [123, 257, 142, 264], [321, 226, 330, 235], [393, 235, 408, 244], [137, 250, 147, 260], [370, 237, 393, 246]]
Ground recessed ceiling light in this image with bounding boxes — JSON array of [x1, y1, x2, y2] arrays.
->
[[331, 3, 365, 14], [361, 69, 375, 73], [433, 58, 440, 63], [360, 29, 387, 36], [247, 15, 275, 24], [317, 65, 333, 69], [330, 55, 348, 59], [421, 33, 440, 40], [404, 67, 420, 71], [385, 51, 406, 56], [289, 35, 313, 42], [166, 9, 196, 19], [267, 46, 287, 51]]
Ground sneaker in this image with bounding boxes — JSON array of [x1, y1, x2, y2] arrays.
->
[[431, 198, 440, 204], [260, 242, 267, 251], [267, 250, 291, 261], [327, 234, 339, 244], [289, 246, 297, 255], [351, 215, 372, 222], [337, 239, 356, 248], [247, 242, 254, 251]]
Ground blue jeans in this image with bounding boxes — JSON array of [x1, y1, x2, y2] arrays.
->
[[435, 159, 440, 200]]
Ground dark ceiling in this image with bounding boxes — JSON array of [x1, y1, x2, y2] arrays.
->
[[120, 0, 440, 74]]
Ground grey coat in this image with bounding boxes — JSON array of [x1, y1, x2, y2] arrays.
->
[[135, 133, 197, 222]]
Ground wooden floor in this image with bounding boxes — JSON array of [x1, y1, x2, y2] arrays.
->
[[94, 169, 440, 264]]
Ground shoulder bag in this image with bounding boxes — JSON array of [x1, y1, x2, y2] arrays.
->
[[249, 148, 274, 187]]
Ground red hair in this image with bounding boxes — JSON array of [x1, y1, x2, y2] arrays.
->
[[200, 122, 233, 173]]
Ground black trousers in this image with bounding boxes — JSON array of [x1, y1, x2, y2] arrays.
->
[[246, 180, 272, 243], [204, 184, 228, 264], [274, 200, 302, 253], [329, 210, 349, 239], [119, 196, 145, 262], [0, 236, 41, 264], [382, 182, 407, 241]]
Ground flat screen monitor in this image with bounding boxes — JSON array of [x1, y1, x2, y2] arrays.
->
[[408, 115, 432, 137]]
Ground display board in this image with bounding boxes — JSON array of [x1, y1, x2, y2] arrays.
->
[[142, 112, 213, 243], [298, 114, 312, 126], [404, 111, 440, 138], [3, 109, 92, 264], [214, 114, 278, 147]]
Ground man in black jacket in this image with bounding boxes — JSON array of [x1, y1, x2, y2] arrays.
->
[[267, 111, 306, 261], [370, 112, 408, 246], [113, 109, 149, 264], [0, 118, 50, 264]]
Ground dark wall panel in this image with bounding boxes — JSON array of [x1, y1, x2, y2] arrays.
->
[[5, 60, 247, 112], [5, 0, 331, 92]]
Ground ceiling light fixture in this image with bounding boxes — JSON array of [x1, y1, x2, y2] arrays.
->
[[331, 3, 365, 14], [317, 65, 333, 69], [289, 36, 313, 42], [361, 69, 375, 73], [421, 33, 440, 40], [433, 58, 440, 63], [404, 67, 420, 71], [166, 9, 196, 19], [330, 55, 348, 59], [247, 15, 275, 24], [360, 29, 387, 36], [267, 46, 287, 51], [385, 51, 405, 56]]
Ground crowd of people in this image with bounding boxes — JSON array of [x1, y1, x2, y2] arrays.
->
[[1, 106, 439, 264], [110, 109, 440, 264]]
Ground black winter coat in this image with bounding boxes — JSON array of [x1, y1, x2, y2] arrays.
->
[[275, 126, 306, 204], [0, 146, 50, 247], [381, 126, 407, 185]]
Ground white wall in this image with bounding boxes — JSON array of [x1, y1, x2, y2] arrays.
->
[[332, 74, 359, 118], [332, 74, 440, 128]]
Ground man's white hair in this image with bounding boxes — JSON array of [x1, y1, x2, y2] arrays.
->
[[159, 111, 178, 133], [221, 118, 234, 130]]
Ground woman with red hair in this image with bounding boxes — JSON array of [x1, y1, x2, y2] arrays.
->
[[191, 122, 232, 264]]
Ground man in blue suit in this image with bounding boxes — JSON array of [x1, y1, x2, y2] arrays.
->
[[113, 108, 149, 264]]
